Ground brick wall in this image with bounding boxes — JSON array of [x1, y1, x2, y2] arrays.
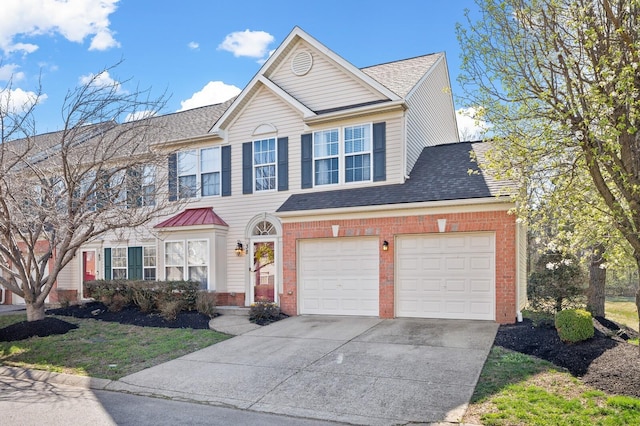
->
[[281, 210, 518, 324]]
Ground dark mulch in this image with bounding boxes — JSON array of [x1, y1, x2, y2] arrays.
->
[[0, 317, 79, 342], [495, 317, 640, 398], [0, 302, 213, 342], [47, 302, 212, 329]]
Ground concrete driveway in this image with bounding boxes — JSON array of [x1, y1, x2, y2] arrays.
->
[[109, 316, 498, 425]]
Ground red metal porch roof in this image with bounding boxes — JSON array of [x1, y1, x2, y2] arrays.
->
[[154, 207, 228, 228]]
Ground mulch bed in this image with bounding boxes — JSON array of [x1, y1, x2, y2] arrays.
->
[[495, 317, 640, 398], [0, 302, 212, 342]]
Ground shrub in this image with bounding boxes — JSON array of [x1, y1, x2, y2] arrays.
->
[[249, 299, 281, 325], [196, 291, 217, 318], [528, 251, 586, 313], [158, 299, 184, 321], [129, 280, 157, 313], [555, 308, 595, 343], [107, 293, 128, 312]]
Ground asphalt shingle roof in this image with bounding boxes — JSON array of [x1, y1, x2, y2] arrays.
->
[[277, 142, 515, 213], [361, 53, 442, 98]]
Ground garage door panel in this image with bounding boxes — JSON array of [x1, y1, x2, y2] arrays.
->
[[397, 233, 495, 320], [299, 238, 379, 316]]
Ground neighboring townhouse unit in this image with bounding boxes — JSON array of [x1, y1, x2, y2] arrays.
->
[[3, 27, 527, 324]]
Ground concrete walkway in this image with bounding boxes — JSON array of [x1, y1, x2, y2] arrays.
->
[[108, 316, 498, 425]]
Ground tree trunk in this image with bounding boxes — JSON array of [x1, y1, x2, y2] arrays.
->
[[26, 302, 46, 321], [587, 245, 606, 317]]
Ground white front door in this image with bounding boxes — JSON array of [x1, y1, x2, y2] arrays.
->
[[298, 237, 379, 316], [396, 233, 495, 320]]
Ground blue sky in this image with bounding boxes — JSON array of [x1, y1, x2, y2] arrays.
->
[[1, 0, 482, 136]]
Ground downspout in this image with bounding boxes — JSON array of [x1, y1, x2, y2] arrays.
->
[[515, 219, 524, 322], [0, 286, 4, 305]]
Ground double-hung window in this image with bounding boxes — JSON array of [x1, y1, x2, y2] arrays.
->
[[253, 138, 276, 191], [344, 125, 371, 182], [177, 147, 221, 199], [313, 129, 339, 185], [143, 246, 156, 281], [313, 124, 371, 186], [111, 247, 127, 279], [142, 165, 156, 206]]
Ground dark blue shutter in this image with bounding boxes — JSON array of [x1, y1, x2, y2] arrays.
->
[[242, 142, 253, 194], [221, 145, 231, 196], [128, 247, 143, 280], [277, 137, 288, 191], [373, 122, 386, 182], [104, 248, 112, 280], [168, 153, 178, 201], [301, 133, 313, 189]]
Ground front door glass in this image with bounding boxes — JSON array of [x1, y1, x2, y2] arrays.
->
[[82, 251, 96, 298], [252, 241, 275, 302]]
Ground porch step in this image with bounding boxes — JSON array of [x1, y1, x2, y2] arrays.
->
[[217, 306, 251, 316]]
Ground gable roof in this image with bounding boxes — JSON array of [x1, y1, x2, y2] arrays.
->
[[154, 207, 228, 228], [211, 26, 403, 132], [361, 53, 443, 98], [277, 142, 515, 213]]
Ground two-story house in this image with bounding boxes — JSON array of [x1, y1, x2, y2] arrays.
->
[[9, 27, 527, 323]]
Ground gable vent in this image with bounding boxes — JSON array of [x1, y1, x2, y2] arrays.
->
[[291, 51, 313, 76]]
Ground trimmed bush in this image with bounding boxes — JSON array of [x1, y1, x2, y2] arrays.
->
[[249, 300, 281, 325], [158, 299, 184, 320], [555, 308, 595, 343], [196, 291, 217, 318]]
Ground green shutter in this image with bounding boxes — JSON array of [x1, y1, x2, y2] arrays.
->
[[104, 248, 112, 280], [128, 247, 143, 280]]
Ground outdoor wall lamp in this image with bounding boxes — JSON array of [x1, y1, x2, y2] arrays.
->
[[382, 240, 389, 251], [235, 241, 244, 256]]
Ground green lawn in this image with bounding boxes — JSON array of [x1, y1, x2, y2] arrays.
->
[[606, 297, 638, 332], [0, 313, 229, 380], [464, 347, 640, 425]]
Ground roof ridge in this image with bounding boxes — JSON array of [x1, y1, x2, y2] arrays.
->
[[360, 52, 443, 70]]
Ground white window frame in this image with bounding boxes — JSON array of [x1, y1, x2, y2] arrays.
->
[[177, 147, 221, 199], [253, 138, 277, 192], [111, 247, 128, 280], [164, 240, 210, 289], [142, 165, 156, 206], [312, 123, 372, 186], [143, 246, 156, 281]]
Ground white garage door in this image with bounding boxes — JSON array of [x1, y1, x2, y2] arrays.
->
[[396, 233, 495, 320], [299, 238, 379, 316]]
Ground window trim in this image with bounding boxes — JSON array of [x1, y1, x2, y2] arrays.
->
[[143, 245, 157, 281], [312, 122, 373, 187], [177, 146, 222, 199], [252, 137, 277, 192], [111, 247, 128, 280], [164, 239, 210, 289]]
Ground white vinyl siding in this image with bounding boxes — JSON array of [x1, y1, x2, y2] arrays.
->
[[405, 58, 460, 175], [269, 40, 387, 112]]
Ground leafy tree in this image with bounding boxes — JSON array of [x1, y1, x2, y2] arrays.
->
[[0, 65, 179, 321], [457, 0, 640, 332], [528, 251, 585, 313]]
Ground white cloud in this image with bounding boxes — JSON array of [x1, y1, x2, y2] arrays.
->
[[79, 70, 125, 93], [218, 30, 274, 59], [178, 81, 241, 112], [0, 0, 120, 54], [188, 41, 199, 50], [0, 87, 47, 114], [456, 107, 489, 141], [0, 64, 25, 82]]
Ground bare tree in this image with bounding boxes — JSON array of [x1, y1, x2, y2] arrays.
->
[[458, 0, 640, 333], [0, 65, 180, 321]]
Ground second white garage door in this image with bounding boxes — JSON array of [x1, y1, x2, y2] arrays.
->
[[298, 237, 379, 316], [396, 233, 495, 320]]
